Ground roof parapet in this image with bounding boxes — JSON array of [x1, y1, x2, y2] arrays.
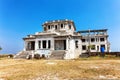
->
[[78, 29, 108, 33], [42, 19, 73, 25]]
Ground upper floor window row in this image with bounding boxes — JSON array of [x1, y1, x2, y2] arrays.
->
[[82, 45, 96, 50], [61, 24, 72, 29], [45, 24, 72, 30], [82, 37, 105, 43]]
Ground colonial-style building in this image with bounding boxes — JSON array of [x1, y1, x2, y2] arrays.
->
[[78, 29, 110, 54], [15, 19, 110, 59]]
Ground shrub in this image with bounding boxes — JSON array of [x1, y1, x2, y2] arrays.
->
[[0, 54, 9, 58], [0, 47, 2, 50], [26, 55, 32, 59], [34, 54, 40, 59], [80, 53, 89, 58], [8, 54, 14, 58], [41, 54, 46, 59]]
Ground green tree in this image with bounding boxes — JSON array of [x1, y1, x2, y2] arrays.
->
[[0, 46, 2, 50], [87, 45, 95, 55]]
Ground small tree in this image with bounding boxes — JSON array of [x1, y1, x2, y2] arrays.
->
[[0, 46, 2, 51], [87, 45, 95, 55]]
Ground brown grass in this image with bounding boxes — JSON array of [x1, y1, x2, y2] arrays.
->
[[0, 58, 120, 80]]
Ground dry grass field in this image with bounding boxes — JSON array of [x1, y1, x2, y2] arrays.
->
[[0, 57, 120, 80]]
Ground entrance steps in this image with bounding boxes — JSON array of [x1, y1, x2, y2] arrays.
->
[[49, 50, 65, 59], [14, 51, 32, 59]]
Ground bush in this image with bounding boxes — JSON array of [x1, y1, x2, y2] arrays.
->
[[26, 55, 32, 59], [41, 54, 46, 59], [0, 54, 10, 58], [8, 54, 14, 58], [0, 47, 2, 50], [34, 54, 40, 59], [80, 53, 89, 58]]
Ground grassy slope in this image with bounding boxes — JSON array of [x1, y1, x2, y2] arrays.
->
[[0, 57, 120, 80]]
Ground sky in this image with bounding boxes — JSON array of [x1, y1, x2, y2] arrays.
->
[[0, 0, 120, 54]]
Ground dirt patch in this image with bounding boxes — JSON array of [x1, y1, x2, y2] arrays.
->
[[46, 62, 56, 65]]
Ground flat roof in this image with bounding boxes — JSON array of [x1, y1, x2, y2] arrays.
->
[[78, 29, 108, 33]]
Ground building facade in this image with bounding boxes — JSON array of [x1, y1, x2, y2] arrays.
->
[[78, 29, 110, 54], [19, 19, 110, 59]]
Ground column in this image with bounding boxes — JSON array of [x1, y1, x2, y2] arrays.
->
[[51, 38, 54, 50], [96, 45, 98, 52], [35, 40, 38, 50], [24, 41, 27, 51], [41, 40, 43, 49], [105, 44, 107, 52], [46, 40, 48, 49], [105, 37, 107, 43], [66, 38, 69, 50]]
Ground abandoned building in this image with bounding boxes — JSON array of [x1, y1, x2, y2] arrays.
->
[[14, 19, 110, 59]]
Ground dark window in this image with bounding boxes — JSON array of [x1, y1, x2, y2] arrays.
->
[[69, 24, 71, 29], [38, 41, 41, 49], [48, 40, 51, 49], [31, 41, 35, 50], [75, 40, 78, 48], [64, 40, 66, 50], [27, 41, 35, 50], [101, 45, 105, 50], [61, 24, 63, 28], [100, 38, 105, 42], [82, 45, 86, 50], [55, 25, 57, 30], [82, 39, 85, 42], [91, 38, 95, 42], [91, 45, 95, 50], [48, 25, 50, 29], [43, 40, 46, 48]]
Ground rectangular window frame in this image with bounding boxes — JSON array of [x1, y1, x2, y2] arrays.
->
[[82, 39, 86, 42], [75, 40, 78, 49], [100, 38, 105, 42], [48, 25, 50, 30], [91, 38, 95, 42], [82, 45, 86, 50], [55, 25, 57, 30], [38, 41, 41, 49], [61, 24, 63, 28], [91, 45, 96, 50], [43, 40, 46, 49]]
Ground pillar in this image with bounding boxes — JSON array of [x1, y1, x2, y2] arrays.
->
[[51, 38, 54, 50], [46, 40, 48, 49], [66, 38, 69, 50], [41, 40, 43, 49], [35, 40, 38, 50], [24, 41, 28, 51]]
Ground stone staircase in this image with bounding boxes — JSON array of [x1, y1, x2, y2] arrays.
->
[[49, 50, 65, 59], [14, 51, 32, 59]]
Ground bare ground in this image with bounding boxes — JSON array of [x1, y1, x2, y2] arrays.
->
[[0, 58, 120, 80]]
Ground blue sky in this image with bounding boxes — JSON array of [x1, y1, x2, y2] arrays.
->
[[0, 0, 120, 54]]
